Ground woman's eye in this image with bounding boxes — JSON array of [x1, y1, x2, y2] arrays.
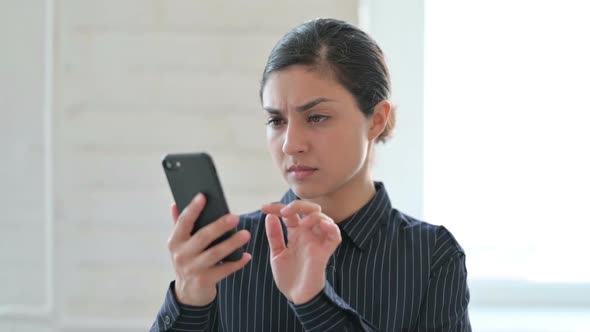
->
[[308, 114, 329, 123], [266, 118, 285, 127]]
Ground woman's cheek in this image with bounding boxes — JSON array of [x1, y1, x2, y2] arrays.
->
[[266, 134, 282, 164]]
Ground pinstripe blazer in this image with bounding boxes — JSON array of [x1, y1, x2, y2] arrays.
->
[[151, 182, 471, 331]]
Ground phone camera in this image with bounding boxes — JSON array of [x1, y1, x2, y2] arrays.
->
[[164, 160, 174, 170]]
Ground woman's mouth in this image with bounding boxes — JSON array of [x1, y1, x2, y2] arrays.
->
[[287, 165, 318, 181]]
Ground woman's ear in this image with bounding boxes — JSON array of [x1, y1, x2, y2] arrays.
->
[[368, 100, 392, 141]]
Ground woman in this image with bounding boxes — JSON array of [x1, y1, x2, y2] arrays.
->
[[151, 18, 471, 332]]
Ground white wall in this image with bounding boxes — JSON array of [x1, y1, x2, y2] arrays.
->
[[0, 1, 359, 331], [363, 0, 425, 220], [365, 1, 590, 331], [0, 0, 49, 316]]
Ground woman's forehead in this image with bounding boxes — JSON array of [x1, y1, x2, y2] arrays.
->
[[262, 66, 352, 107]]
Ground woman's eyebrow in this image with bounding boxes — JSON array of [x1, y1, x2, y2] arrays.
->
[[263, 97, 336, 114], [295, 97, 336, 112]]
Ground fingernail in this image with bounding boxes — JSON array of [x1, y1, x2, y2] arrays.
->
[[225, 215, 237, 224], [194, 193, 203, 203], [280, 206, 290, 214]]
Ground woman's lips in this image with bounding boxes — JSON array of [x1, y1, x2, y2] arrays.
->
[[287, 165, 318, 181]]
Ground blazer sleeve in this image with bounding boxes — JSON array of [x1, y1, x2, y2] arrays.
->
[[289, 281, 379, 331], [415, 227, 471, 331], [150, 281, 220, 332]]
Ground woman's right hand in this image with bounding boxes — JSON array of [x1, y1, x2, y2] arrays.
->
[[167, 193, 252, 306]]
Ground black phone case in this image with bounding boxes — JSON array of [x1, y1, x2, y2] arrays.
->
[[162, 152, 243, 262]]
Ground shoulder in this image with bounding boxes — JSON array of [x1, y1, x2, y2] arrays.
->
[[239, 209, 265, 222], [393, 209, 466, 268], [237, 209, 266, 232]]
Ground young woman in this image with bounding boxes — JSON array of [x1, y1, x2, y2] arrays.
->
[[151, 18, 471, 332]]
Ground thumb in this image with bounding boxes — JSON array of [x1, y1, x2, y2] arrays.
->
[[320, 218, 342, 251], [171, 203, 180, 225], [265, 214, 286, 258]]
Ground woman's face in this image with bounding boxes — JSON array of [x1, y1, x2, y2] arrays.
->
[[261, 65, 373, 199]]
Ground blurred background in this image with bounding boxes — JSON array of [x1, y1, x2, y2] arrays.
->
[[1, 0, 589, 331]]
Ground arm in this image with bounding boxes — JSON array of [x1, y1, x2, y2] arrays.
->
[[415, 227, 471, 331], [150, 195, 251, 331], [289, 281, 378, 332], [262, 201, 378, 331], [150, 281, 220, 332]]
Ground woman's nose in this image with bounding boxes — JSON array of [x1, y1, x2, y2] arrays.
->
[[282, 122, 308, 155]]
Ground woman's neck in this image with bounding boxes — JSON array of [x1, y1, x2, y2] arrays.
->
[[309, 172, 377, 224]]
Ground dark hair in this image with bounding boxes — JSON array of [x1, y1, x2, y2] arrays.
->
[[259, 18, 395, 143]]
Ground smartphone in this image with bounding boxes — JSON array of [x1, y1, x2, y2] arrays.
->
[[162, 152, 243, 262]]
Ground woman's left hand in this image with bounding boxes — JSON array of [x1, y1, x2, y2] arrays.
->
[[261, 200, 342, 305]]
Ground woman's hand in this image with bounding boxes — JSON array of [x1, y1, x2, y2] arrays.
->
[[168, 194, 252, 306], [262, 200, 342, 305]]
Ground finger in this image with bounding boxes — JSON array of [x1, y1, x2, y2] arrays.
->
[[171, 203, 180, 225], [169, 193, 206, 247], [277, 210, 300, 228], [203, 253, 252, 284], [195, 230, 251, 268], [263, 203, 299, 227], [308, 217, 339, 240], [261, 203, 286, 216], [299, 212, 323, 229], [320, 218, 341, 243], [265, 214, 286, 258], [280, 200, 321, 216], [311, 222, 324, 237], [188, 214, 240, 254]]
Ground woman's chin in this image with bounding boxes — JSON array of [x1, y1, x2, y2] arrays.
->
[[288, 180, 326, 200]]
